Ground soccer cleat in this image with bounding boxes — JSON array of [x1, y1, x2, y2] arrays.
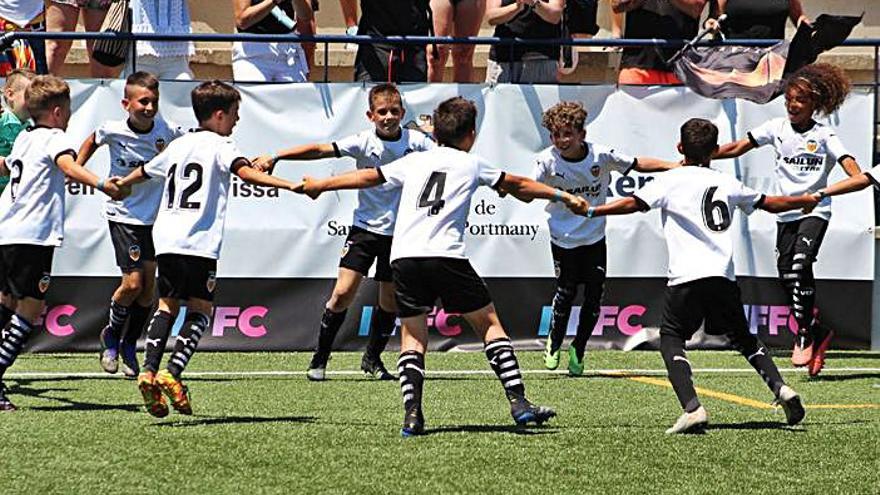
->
[[307, 351, 329, 382], [361, 354, 395, 380], [0, 382, 16, 412], [791, 332, 814, 367], [155, 369, 192, 415], [808, 325, 835, 378], [137, 371, 168, 418], [120, 342, 140, 379], [774, 385, 806, 426], [510, 397, 556, 426], [99, 325, 120, 374], [665, 406, 708, 434], [543, 335, 561, 370], [400, 407, 425, 437], [567, 346, 584, 377]]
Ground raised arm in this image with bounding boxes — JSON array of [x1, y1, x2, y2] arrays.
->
[[299, 168, 385, 199], [497, 173, 587, 214], [818, 173, 873, 198], [586, 197, 647, 217], [252, 142, 336, 171], [56, 153, 122, 199], [714, 138, 756, 160], [633, 157, 681, 173], [76, 132, 100, 167], [525, 0, 564, 25], [233, 0, 279, 30], [757, 194, 818, 214], [235, 160, 301, 191]]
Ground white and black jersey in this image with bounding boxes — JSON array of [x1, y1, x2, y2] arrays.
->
[[534, 143, 635, 248], [0, 126, 77, 247], [748, 118, 851, 223], [96, 118, 185, 225], [633, 166, 765, 286], [142, 130, 247, 260], [333, 128, 435, 236], [379, 146, 504, 262]]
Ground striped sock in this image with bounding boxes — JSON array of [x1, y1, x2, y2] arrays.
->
[[143, 310, 174, 373], [0, 314, 35, 378], [397, 351, 425, 412], [166, 312, 210, 378], [106, 300, 130, 344], [484, 338, 526, 401]]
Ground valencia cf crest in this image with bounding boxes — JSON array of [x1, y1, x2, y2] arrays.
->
[[590, 165, 601, 177], [553, 260, 561, 279], [129, 245, 141, 262], [155, 138, 167, 152], [206, 271, 217, 293], [38, 274, 51, 293], [341, 240, 352, 258], [805, 139, 819, 153]]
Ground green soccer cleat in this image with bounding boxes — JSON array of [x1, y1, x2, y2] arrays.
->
[[543, 335, 561, 370], [567, 346, 584, 376]]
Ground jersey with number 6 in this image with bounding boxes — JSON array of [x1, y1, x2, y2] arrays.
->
[[378, 146, 504, 262], [633, 166, 765, 286], [0, 126, 77, 247], [142, 130, 247, 260]]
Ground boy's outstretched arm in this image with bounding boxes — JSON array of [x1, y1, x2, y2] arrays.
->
[[714, 138, 756, 159], [56, 153, 123, 199], [76, 132, 100, 167], [757, 194, 819, 213], [839, 156, 862, 177], [818, 173, 873, 198], [252, 143, 336, 171], [235, 161, 302, 192], [633, 157, 680, 172], [497, 173, 587, 214], [298, 168, 385, 199], [584, 197, 648, 217]]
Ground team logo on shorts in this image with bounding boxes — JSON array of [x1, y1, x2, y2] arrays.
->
[[805, 140, 819, 153], [38, 274, 51, 293], [155, 138, 167, 152], [590, 165, 601, 177], [341, 240, 352, 258], [206, 271, 217, 293], [129, 245, 141, 262], [553, 260, 561, 279]]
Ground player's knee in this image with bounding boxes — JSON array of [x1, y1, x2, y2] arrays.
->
[[328, 288, 356, 310], [430, 45, 450, 63], [553, 284, 578, 307], [119, 277, 144, 297], [451, 45, 474, 63]]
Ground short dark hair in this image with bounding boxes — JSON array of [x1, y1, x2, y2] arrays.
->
[[368, 83, 401, 110], [680, 118, 718, 164], [433, 97, 477, 146], [191, 80, 241, 123], [125, 71, 159, 96]]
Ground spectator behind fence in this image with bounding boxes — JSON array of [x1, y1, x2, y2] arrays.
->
[[45, 0, 118, 77], [354, 0, 431, 83], [126, 0, 194, 80], [232, 0, 313, 83], [428, 0, 485, 83], [0, 0, 49, 75], [613, 0, 707, 85], [706, 0, 808, 40], [559, 0, 600, 75], [485, 0, 564, 85]]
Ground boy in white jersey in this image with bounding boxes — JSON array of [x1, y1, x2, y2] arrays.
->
[[715, 63, 863, 376], [536, 101, 678, 375], [115, 81, 302, 418], [586, 118, 818, 433], [77, 72, 186, 378], [253, 84, 434, 381], [0, 76, 125, 411], [295, 97, 588, 436]]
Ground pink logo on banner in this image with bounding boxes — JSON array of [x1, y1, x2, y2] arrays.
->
[[41, 305, 77, 337], [211, 306, 268, 338], [429, 308, 464, 337]]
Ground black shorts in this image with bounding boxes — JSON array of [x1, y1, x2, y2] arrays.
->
[[0, 244, 54, 300], [109, 221, 156, 272], [775, 217, 828, 270], [339, 226, 393, 282], [391, 257, 492, 318], [551, 240, 607, 285], [566, 0, 599, 36], [157, 254, 217, 302], [660, 277, 749, 340], [355, 43, 428, 83]]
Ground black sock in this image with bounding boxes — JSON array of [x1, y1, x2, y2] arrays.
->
[[548, 284, 576, 353], [484, 338, 526, 401], [397, 351, 424, 412], [365, 308, 395, 359], [122, 303, 151, 347], [572, 307, 600, 360], [316, 308, 346, 356], [0, 314, 35, 379], [660, 333, 701, 413], [731, 334, 785, 396], [143, 310, 173, 373], [106, 300, 130, 343], [166, 312, 210, 378], [0, 305, 13, 331]]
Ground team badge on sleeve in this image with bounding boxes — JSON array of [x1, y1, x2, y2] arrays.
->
[[38, 274, 51, 294], [805, 140, 819, 153], [129, 245, 141, 262], [206, 271, 217, 293]]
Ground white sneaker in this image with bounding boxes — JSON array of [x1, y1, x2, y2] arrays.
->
[[665, 406, 708, 434], [774, 385, 806, 426], [307, 367, 326, 381]]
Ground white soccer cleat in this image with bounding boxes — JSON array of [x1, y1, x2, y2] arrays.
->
[[307, 367, 326, 381], [774, 385, 806, 426], [665, 406, 708, 434]]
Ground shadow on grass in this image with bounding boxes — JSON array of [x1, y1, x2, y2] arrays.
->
[[5, 381, 143, 413], [805, 373, 880, 382], [151, 415, 317, 428], [424, 424, 558, 436], [706, 421, 806, 432]]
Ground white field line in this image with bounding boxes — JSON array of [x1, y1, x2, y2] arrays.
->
[[6, 367, 880, 378]]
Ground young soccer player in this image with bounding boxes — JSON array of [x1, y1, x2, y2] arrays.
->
[[536, 101, 679, 375], [585, 118, 816, 433], [115, 81, 302, 418], [714, 63, 862, 376], [77, 71, 185, 378], [0, 69, 35, 196], [295, 96, 587, 436], [0, 75, 124, 411], [253, 83, 435, 381]]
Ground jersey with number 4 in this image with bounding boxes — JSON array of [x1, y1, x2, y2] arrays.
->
[[634, 166, 765, 286], [379, 146, 504, 262], [333, 128, 435, 236], [96, 118, 185, 225], [0, 126, 77, 247], [143, 130, 246, 260]]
